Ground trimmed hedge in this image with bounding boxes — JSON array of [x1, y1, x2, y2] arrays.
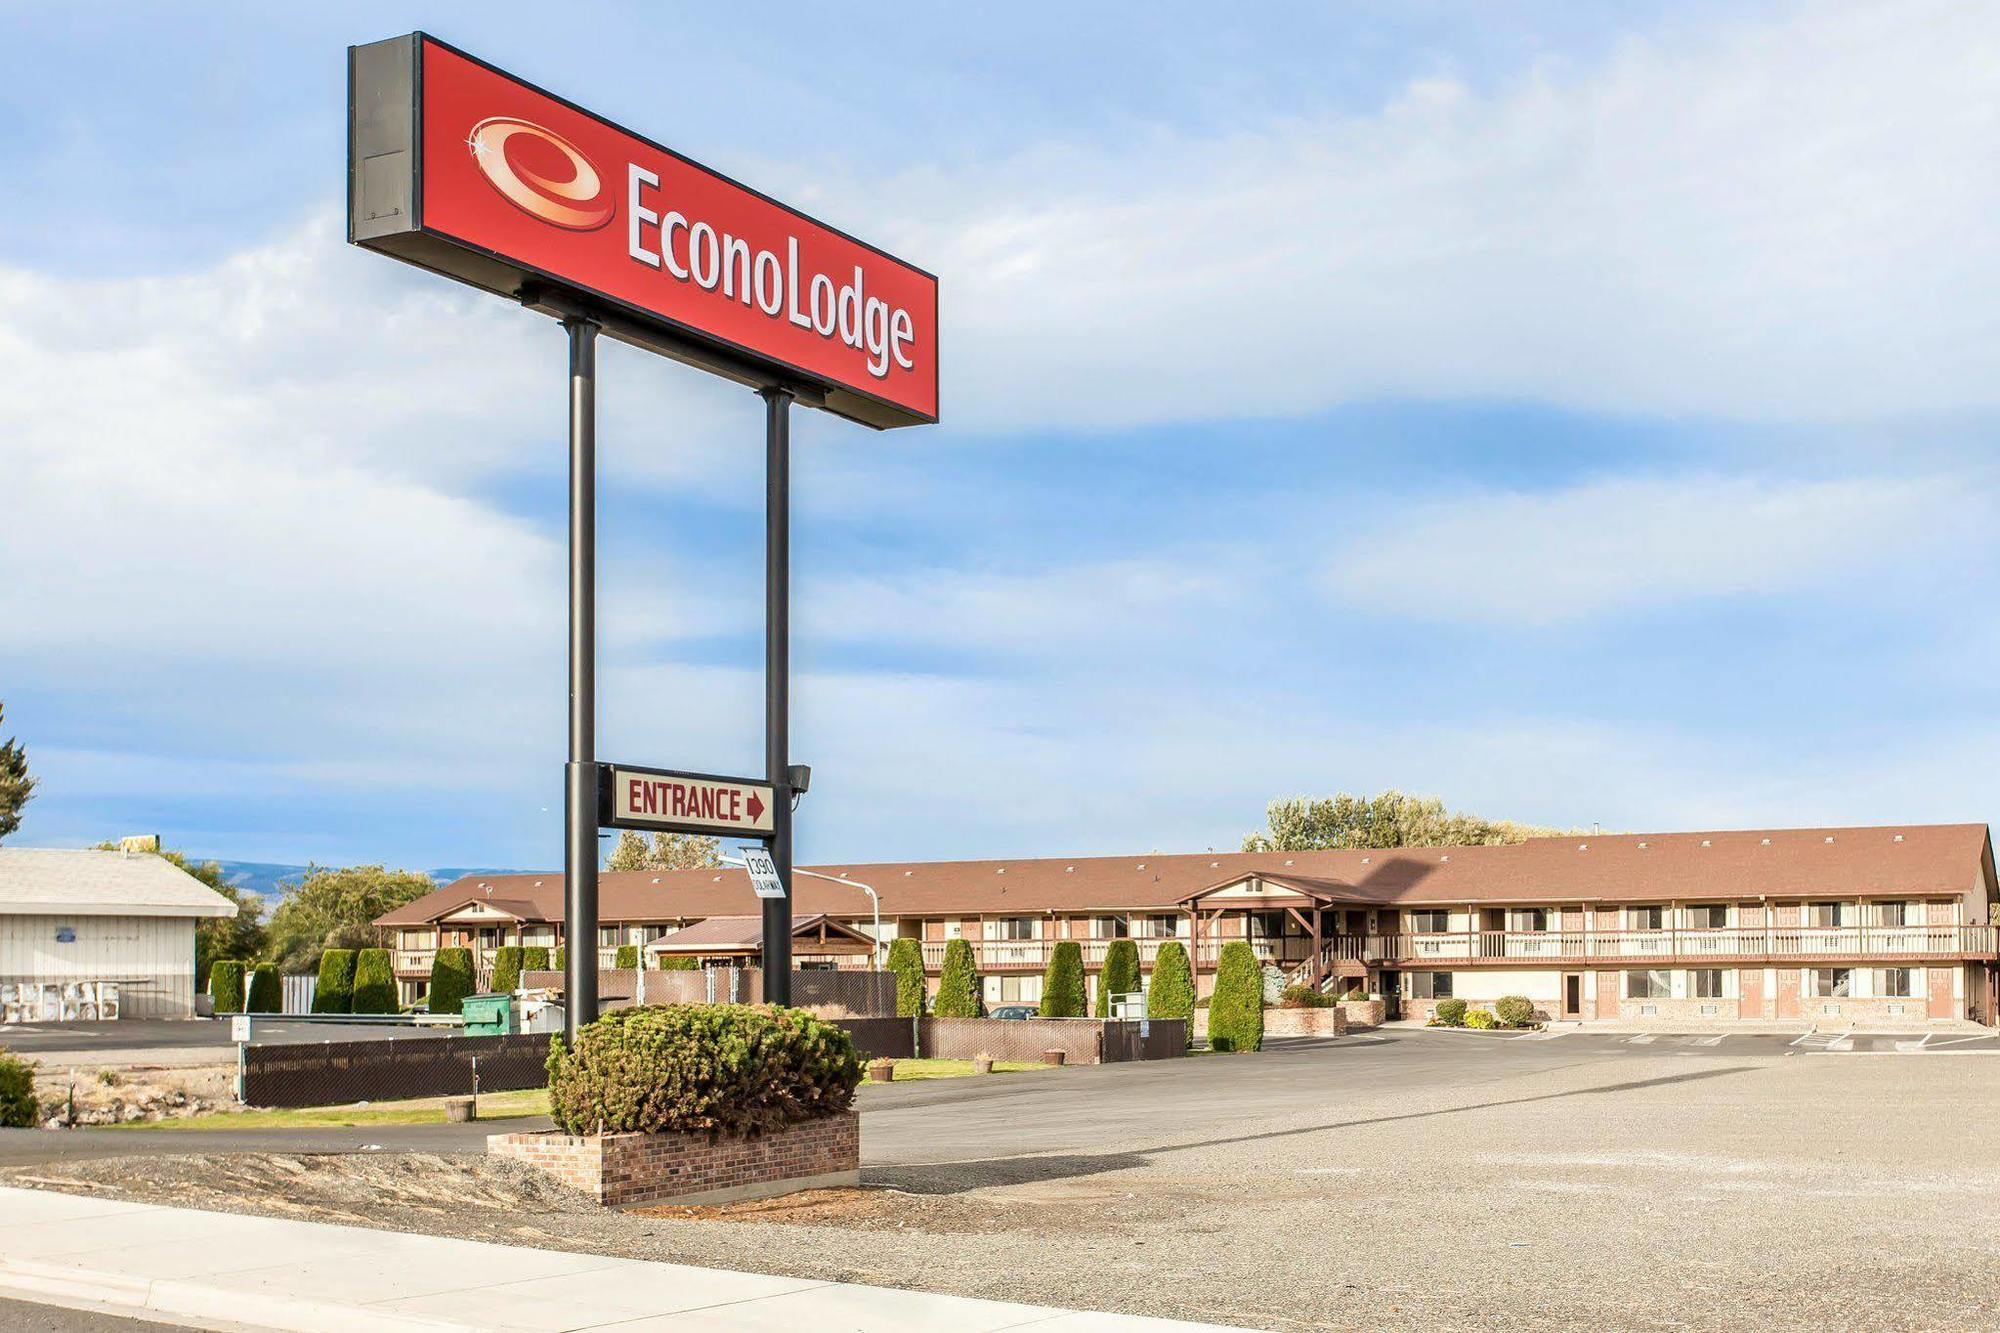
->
[[1465, 1008, 1497, 1030], [1096, 938, 1140, 1017], [1146, 941, 1195, 1021], [428, 947, 475, 1015], [657, 955, 698, 971], [208, 960, 246, 1013], [1278, 983, 1334, 1009], [545, 1003, 862, 1137], [521, 946, 551, 973], [933, 938, 982, 1017], [491, 946, 525, 994], [1434, 997, 1468, 1027], [614, 944, 639, 970], [553, 946, 567, 971], [312, 949, 355, 1014], [0, 1050, 36, 1129], [1039, 940, 1087, 1017], [1495, 995, 1535, 1028], [1207, 940, 1264, 1052], [246, 965, 280, 1014], [351, 948, 397, 1014], [886, 937, 927, 1016]]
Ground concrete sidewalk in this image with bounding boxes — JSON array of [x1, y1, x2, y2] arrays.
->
[[0, 1186, 1236, 1332]]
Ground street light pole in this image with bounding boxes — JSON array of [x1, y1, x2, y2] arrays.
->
[[721, 858, 881, 967], [761, 386, 794, 1005], [562, 316, 600, 1047]]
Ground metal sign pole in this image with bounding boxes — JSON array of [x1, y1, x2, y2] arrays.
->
[[563, 316, 601, 1044], [761, 386, 795, 1005]]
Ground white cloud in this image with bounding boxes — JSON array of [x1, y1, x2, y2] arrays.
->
[[1324, 473, 1985, 624]]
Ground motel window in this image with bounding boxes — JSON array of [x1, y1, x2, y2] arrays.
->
[[1685, 904, 1729, 929], [1628, 907, 1665, 931], [596, 926, 621, 947], [1410, 910, 1451, 933], [1409, 972, 1453, 999], [1881, 968, 1914, 998], [1511, 908, 1549, 932], [1140, 914, 1182, 939], [1248, 911, 1288, 940], [991, 917, 1037, 941], [1875, 901, 1912, 928], [1626, 970, 1671, 999], [1809, 968, 1853, 998], [1094, 916, 1130, 939], [1689, 969, 1725, 999], [1809, 902, 1848, 929]]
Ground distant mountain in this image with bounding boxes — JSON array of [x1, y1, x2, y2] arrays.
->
[[200, 860, 520, 902]]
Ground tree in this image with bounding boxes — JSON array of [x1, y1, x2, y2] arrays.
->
[[614, 944, 639, 970], [312, 949, 356, 1013], [263, 864, 433, 974], [1096, 939, 1141, 1017], [245, 965, 281, 1014], [521, 946, 551, 974], [1208, 940, 1264, 1053], [1038, 940, 1086, 1017], [208, 960, 247, 1013], [428, 947, 475, 1014], [886, 937, 927, 1016], [1242, 789, 1576, 853], [0, 703, 35, 843], [491, 946, 525, 993], [1146, 941, 1195, 1021], [603, 830, 722, 872], [933, 938, 982, 1017], [351, 948, 397, 1014]]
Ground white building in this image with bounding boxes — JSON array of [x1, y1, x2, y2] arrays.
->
[[0, 847, 238, 1020]]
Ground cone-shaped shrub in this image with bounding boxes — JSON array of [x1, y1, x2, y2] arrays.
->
[[490, 946, 525, 993], [208, 960, 246, 1013], [546, 1003, 862, 1137], [521, 946, 551, 974], [427, 947, 475, 1015], [614, 944, 639, 971], [1208, 940, 1264, 1052], [933, 937, 982, 1017], [658, 955, 698, 971], [1096, 938, 1141, 1016], [1147, 941, 1195, 1021], [1039, 940, 1087, 1017], [886, 937, 927, 1016], [351, 948, 397, 1014], [246, 965, 281, 1014], [312, 949, 355, 1013], [553, 945, 567, 971]]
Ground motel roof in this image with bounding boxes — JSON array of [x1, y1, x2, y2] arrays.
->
[[644, 914, 875, 953], [377, 823, 1997, 927], [0, 848, 241, 919]]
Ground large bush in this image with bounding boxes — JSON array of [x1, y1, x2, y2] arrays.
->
[[545, 1003, 861, 1138], [1096, 939, 1140, 1016], [428, 947, 475, 1014], [615, 944, 640, 971], [1464, 1008, 1497, 1030], [208, 960, 246, 1013], [657, 955, 697, 971], [0, 1050, 36, 1129], [886, 937, 927, 1016], [933, 937, 982, 1017], [1208, 940, 1264, 1052], [1434, 997, 1468, 1027], [1494, 995, 1535, 1028], [245, 965, 280, 1014], [1278, 983, 1334, 1009], [490, 946, 525, 994], [521, 945, 551, 974], [1039, 941, 1087, 1017], [312, 949, 355, 1013], [351, 948, 397, 1014], [554, 946, 567, 971], [1146, 941, 1195, 1020]]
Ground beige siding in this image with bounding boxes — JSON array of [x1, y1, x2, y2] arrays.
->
[[0, 913, 197, 1019]]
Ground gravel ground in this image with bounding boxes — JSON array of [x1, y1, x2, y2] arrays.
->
[[10, 1043, 2000, 1330]]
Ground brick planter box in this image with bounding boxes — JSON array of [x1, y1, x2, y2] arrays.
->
[[1262, 1006, 1349, 1038], [1336, 999, 1385, 1028], [489, 1110, 859, 1208]]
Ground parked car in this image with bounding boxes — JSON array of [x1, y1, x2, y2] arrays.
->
[[988, 1004, 1037, 1020]]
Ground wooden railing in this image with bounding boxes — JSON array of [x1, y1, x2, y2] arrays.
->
[[1371, 925, 1996, 963], [916, 935, 1205, 970]]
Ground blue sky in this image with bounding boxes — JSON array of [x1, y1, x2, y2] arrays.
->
[[4, 2, 1999, 872]]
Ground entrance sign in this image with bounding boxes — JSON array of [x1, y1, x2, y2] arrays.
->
[[739, 847, 787, 901], [602, 764, 776, 838], [348, 33, 939, 429]]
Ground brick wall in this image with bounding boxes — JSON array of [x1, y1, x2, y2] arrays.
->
[[489, 1110, 860, 1208], [1262, 1007, 1348, 1038], [1336, 999, 1385, 1028]]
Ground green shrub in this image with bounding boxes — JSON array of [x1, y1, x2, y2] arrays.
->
[[545, 1003, 861, 1137], [1464, 1008, 1497, 1030], [490, 946, 525, 993], [521, 946, 551, 974], [351, 948, 397, 1014], [933, 938, 982, 1017], [245, 965, 280, 1014], [1434, 997, 1467, 1027], [1039, 941, 1087, 1017], [311, 949, 355, 1014], [1339, 988, 1367, 1001], [615, 944, 639, 970], [1208, 941, 1264, 1052], [1494, 995, 1535, 1028], [1096, 938, 1141, 1016], [208, 960, 246, 1013], [657, 955, 697, 971], [427, 947, 475, 1015], [1146, 941, 1195, 1021], [553, 945, 567, 971], [0, 1050, 36, 1129], [1278, 983, 1334, 1009], [886, 937, 927, 1016]]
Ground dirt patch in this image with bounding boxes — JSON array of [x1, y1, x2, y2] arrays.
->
[[30, 1064, 237, 1126]]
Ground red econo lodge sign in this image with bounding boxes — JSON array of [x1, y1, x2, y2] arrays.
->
[[348, 34, 937, 429]]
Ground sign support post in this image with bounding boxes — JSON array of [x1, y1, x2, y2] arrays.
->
[[762, 386, 795, 1005], [564, 315, 600, 1045]]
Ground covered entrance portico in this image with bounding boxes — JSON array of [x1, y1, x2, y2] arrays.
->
[[1179, 872, 1377, 994]]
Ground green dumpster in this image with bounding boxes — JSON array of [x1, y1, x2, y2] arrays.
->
[[460, 993, 517, 1036]]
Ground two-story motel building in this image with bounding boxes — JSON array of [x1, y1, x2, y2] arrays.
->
[[375, 823, 2000, 1025]]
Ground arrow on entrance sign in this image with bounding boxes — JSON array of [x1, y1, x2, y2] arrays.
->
[[599, 764, 777, 839]]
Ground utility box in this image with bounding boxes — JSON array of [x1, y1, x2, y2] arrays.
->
[[460, 993, 518, 1037]]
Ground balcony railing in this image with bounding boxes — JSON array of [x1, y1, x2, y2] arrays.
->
[[1372, 925, 1995, 963]]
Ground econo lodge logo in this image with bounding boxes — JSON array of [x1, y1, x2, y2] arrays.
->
[[465, 117, 613, 231]]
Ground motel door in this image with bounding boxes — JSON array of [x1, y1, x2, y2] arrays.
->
[[1561, 974, 1582, 1019], [1927, 968, 1956, 1021]]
